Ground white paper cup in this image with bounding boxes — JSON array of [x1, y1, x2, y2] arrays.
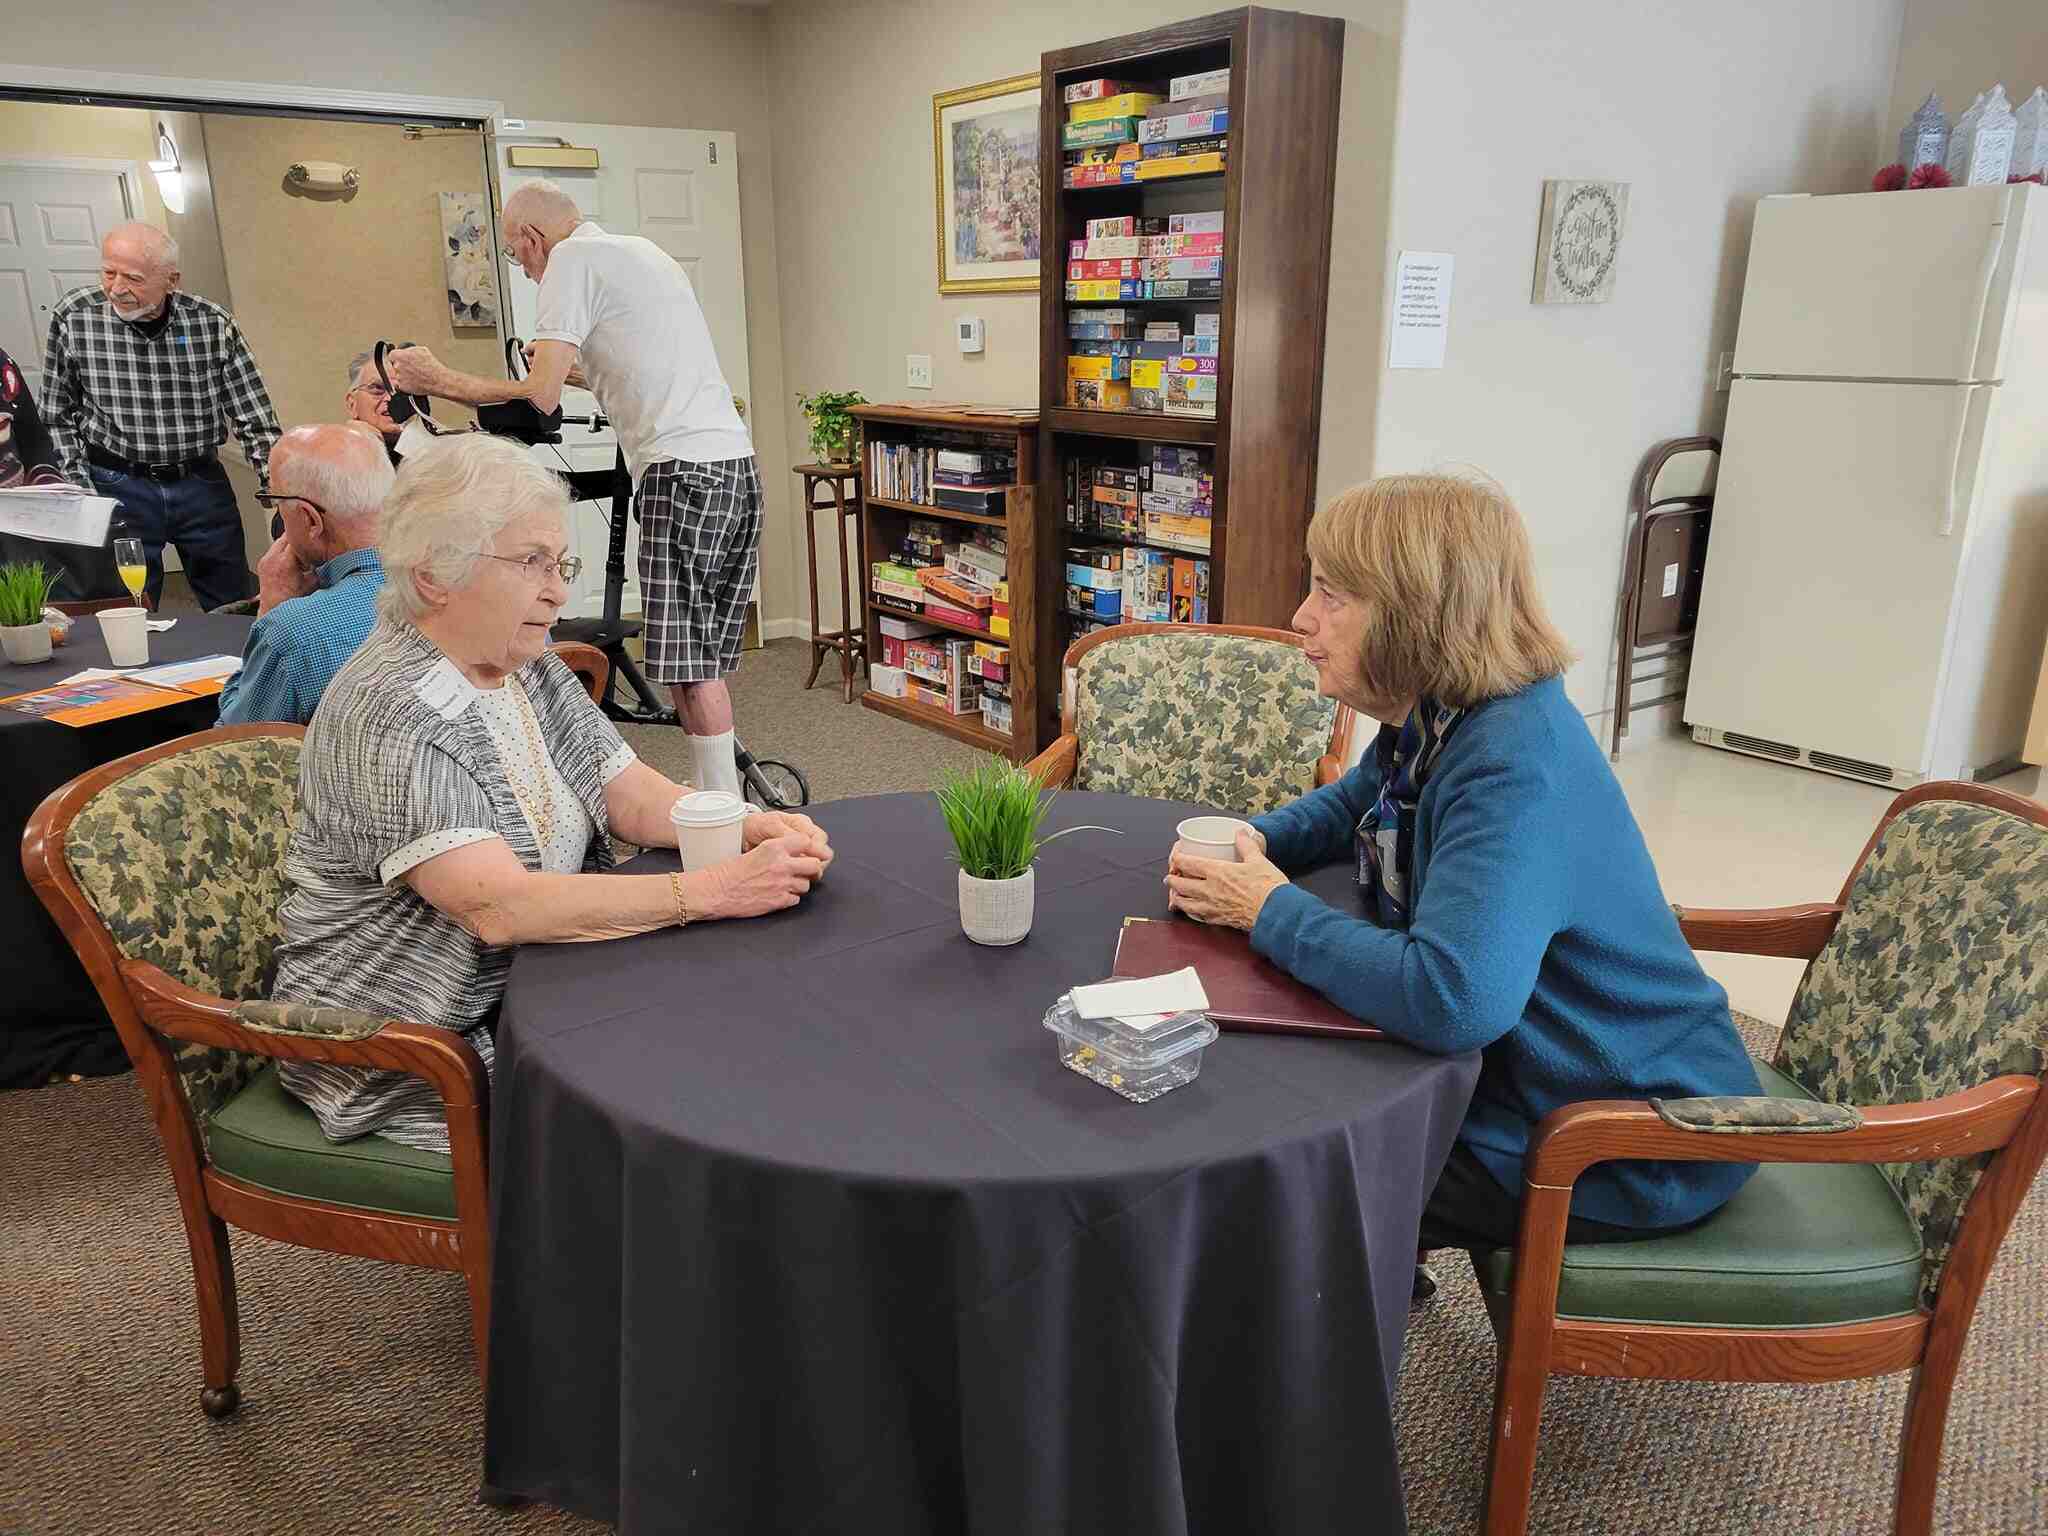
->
[[670, 789, 748, 871], [97, 607, 149, 668], [1174, 815, 1254, 864]]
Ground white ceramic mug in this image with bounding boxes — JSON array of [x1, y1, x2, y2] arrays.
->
[[1173, 814, 1254, 865], [670, 789, 749, 871], [97, 606, 150, 668]]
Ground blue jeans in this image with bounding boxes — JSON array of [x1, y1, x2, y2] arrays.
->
[[89, 460, 254, 611]]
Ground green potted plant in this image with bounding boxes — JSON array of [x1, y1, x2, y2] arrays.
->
[[796, 389, 867, 467], [0, 561, 56, 665], [935, 756, 1117, 945]]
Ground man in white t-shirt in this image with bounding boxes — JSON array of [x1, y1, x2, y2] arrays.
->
[[384, 181, 759, 794]]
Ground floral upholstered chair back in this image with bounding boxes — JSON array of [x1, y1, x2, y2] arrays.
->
[[1775, 796, 2048, 1304], [1071, 630, 1338, 816], [64, 733, 303, 1126]]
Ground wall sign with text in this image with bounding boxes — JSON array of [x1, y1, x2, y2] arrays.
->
[[1531, 179, 1629, 304]]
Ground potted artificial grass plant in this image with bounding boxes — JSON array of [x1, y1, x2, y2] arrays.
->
[[0, 561, 56, 665], [935, 755, 1116, 946]]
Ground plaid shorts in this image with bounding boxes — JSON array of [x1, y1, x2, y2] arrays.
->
[[635, 455, 763, 684]]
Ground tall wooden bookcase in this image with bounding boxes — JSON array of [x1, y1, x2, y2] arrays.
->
[[850, 403, 1049, 762], [1039, 7, 1345, 659]]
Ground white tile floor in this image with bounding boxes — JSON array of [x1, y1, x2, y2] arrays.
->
[[1609, 716, 2043, 1025]]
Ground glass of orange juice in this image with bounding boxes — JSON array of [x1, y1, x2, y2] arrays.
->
[[113, 538, 147, 602]]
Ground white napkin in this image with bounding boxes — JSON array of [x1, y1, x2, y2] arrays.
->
[[1070, 967, 1210, 1033], [144, 618, 178, 632]]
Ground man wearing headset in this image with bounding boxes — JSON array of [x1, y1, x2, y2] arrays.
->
[[384, 180, 757, 796]]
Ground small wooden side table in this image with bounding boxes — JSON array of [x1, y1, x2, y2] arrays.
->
[[796, 462, 867, 701]]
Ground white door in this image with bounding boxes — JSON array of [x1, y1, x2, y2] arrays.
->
[[1731, 186, 2020, 383], [1686, 377, 1995, 775], [496, 121, 751, 619], [0, 162, 134, 393]]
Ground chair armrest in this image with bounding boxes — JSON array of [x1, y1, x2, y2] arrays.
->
[[120, 958, 489, 1109], [1650, 1094, 1862, 1133], [1315, 753, 1343, 787], [1527, 1076, 2039, 1187], [1025, 734, 1077, 788], [1670, 902, 1842, 958], [234, 1000, 389, 1042]]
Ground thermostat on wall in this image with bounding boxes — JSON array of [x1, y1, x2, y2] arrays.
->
[[956, 316, 985, 354]]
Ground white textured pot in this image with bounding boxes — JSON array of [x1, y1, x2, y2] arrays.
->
[[1, 621, 51, 665], [959, 865, 1035, 946]]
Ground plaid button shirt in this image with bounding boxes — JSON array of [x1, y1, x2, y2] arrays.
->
[[42, 287, 281, 488]]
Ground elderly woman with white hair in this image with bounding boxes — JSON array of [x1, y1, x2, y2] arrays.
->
[[271, 432, 831, 1151]]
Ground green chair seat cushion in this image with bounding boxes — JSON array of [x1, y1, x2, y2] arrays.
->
[[205, 1064, 457, 1221], [1476, 1062, 1924, 1328]]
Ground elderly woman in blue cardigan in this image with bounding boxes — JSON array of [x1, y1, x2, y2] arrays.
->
[[1166, 473, 1759, 1286]]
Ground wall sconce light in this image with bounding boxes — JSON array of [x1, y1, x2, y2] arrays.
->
[[286, 160, 361, 193], [150, 122, 186, 214]]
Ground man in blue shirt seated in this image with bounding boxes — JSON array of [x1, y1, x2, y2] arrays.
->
[[217, 423, 393, 725]]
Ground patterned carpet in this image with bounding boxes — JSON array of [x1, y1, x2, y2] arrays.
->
[[2, 639, 2042, 1534]]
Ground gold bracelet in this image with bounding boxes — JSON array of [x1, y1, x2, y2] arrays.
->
[[669, 870, 691, 927]]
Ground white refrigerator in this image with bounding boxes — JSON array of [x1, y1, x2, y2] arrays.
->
[[1686, 183, 2048, 787]]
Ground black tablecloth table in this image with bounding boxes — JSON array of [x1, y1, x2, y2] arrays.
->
[[0, 613, 252, 1087], [485, 791, 1481, 1535]]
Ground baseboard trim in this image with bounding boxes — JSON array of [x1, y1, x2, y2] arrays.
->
[[760, 618, 812, 642]]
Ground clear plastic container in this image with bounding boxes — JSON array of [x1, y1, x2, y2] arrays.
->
[[1043, 991, 1220, 1103]]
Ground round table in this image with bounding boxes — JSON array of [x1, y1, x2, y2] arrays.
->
[[484, 792, 1481, 1536], [0, 611, 252, 1086]]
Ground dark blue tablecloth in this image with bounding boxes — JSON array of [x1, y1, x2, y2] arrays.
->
[[1, 612, 251, 1087], [484, 791, 1481, 1535]]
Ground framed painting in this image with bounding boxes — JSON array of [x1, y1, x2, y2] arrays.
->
[[933, 73, 1042, 294]]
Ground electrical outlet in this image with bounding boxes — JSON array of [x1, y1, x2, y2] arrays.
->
[[1714, 350, 1735, 392], [907, 354, 933, 390]]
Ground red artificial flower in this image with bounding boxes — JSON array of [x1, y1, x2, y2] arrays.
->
[[1871, 163, 1907, 191], [1908, 163, 1953, 189]]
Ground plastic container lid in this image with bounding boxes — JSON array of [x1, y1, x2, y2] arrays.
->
[[1042, 991, 1218, 1069], [670, 789, 748, 828]]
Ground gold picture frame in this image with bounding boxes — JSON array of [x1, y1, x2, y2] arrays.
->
[[933, 73, 1042, 295]]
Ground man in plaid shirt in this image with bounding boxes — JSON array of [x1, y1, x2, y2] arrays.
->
[[42, 221, 280, 610]]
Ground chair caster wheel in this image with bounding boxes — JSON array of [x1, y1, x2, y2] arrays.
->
[[1410, 1262, 1440, 1308], [200, 1384, 241, 1419]]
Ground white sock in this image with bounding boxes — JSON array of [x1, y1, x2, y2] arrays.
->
[[689, 730, 741, 795]]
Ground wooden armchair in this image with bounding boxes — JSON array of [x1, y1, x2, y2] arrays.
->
[[1476, 781, 2048, 1535], [22, 724, 493, 1419], [1022, 623, 1356, 814], [548, 639, 610, 707]]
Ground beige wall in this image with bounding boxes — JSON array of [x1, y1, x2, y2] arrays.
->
[[155, 112, 234, 310], [1375, 0, 1903, 716], [1886, 0, 2048, 158], [766, 0, 1403, 635], [202, 116, 502, 434], [6, 0, 798, 624]]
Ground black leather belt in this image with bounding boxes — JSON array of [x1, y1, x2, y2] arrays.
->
[[86, 446, 217, 482]]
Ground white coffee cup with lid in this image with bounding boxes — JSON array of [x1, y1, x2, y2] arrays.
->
[[1174, 814, 1255, 864], [670, 789, 748, 871]]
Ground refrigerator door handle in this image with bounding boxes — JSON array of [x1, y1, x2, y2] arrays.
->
[[1938, 385, 1991, 538], [1964, 217, 2008, 379]]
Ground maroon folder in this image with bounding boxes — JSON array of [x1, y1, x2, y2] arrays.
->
[[1112, 917, 1385, 1040]]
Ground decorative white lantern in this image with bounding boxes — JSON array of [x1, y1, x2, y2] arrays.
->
[[1945, 91, 1987, 182], [1898, 92, 1950, 172], [2013, 88, 2048, 182], [1958, 85, 2017, 185]]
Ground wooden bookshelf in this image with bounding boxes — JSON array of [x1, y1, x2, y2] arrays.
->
[[849, 403, 1048, 761], [1039, 7, 1344, 640]]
